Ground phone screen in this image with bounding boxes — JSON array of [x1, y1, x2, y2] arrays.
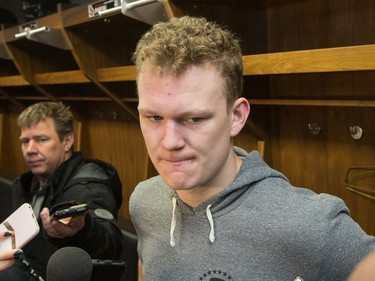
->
[[0, 203, 40, 250]]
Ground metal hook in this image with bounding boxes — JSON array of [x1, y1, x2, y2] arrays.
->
[[25, 27, 31, 39], [308, 123, 321, 136], [15, 26, 50, 39], [350, 125, 363, 140]]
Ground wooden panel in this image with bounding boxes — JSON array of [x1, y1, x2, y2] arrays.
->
[[79, 118, 148, 220], [0, 113, 3, 170], [0, 75, 29, 86], [250, 99, 375, 107], [0, 111, 28, 177], [0, 0, 373, 234], [262, 0, 375, 235], [326, 108, 375, 233], [267, 0, 375, 52], [170, 0, 268, 55], [267, 106, 375, 235], [243, 45, 375, 75], [234, 131, 261, 156], [34, 70, 89, 85], [63, 14, 150, 73]]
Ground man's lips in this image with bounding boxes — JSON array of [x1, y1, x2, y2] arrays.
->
[[27, 160, 43, 166], [162, 157, 194, 165], [164, 155, 193, 162]]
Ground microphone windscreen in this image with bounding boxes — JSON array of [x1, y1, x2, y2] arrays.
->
[[47, 246, 93, 281]]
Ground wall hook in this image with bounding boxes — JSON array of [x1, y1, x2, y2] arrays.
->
[[350, 125, 363, 140], [15, 26, 50, 39], [308, 123, 321, 136]]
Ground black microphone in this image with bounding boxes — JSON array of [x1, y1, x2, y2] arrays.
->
[[47, 247, 93, 281]]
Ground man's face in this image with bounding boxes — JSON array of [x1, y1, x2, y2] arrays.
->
[[19, 117, 73, 182], [138, 64, 242, 192]]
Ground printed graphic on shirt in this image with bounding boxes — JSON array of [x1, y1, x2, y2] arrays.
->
[[199, 269, 233, 281]]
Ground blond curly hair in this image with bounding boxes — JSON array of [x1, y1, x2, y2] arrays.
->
[[132, 16, 243, 109]]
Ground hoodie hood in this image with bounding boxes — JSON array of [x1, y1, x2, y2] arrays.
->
[[64, 158, 123, 209], [172, 147, 288, 215], [169, 147, 288, 246]]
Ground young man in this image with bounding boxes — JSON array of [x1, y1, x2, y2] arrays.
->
[[0, 102, 124, 281], [130, 16, 375, 281]]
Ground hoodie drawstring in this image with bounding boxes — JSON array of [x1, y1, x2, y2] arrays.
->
[[170, 197, 215, 247], [206, 204, 215, 243], [170, 197, 177, 247]]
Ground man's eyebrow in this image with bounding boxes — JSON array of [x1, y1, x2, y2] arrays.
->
[[19, 134, 48, 140], [137, 108, 158, 115], [178, 109, 212, 117], [138, 108, 211, 116]]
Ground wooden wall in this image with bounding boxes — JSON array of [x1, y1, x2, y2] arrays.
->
[[265, 0, 375, 234], [168, 1, 375, 235], [0, 0, 374, 235]]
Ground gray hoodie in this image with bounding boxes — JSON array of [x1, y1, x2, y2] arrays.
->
[[130, 148, 375, 281]]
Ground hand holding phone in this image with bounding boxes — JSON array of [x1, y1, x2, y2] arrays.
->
[[0, 203, 40, 251], [40, 203, 88, 239], [50, 204, 88, 221]]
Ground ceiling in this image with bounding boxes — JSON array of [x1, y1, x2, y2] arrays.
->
[[0, 0, 25, 25], [0, 0, 93, 27]]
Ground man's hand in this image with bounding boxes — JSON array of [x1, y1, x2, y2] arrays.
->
[[40, 207, 87, 239]]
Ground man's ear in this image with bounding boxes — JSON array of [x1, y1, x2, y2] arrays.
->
[[230, 97, 250, 137], [64, 132, 74, 151]]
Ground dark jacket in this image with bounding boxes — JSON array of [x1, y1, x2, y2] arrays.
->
[[13, 152, 125, 279]]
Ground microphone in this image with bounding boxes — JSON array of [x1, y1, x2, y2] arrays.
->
[[47, 247, 93, 281]]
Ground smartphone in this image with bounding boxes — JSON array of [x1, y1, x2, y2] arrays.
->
[[91, 259, 126, 281], [0, 203, 40, 251], [50, 203, 88, 221]]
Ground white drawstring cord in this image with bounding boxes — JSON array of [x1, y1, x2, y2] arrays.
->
[[206, 204, 215, 243], [170, 197, 177, 247], [170, 197, 215, 246]]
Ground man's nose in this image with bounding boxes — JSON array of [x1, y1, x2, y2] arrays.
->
[[161, 122, 185, 150], [25, 140, 37, 153]]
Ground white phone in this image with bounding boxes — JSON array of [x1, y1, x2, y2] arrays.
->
[[0, 203, 40, 251]]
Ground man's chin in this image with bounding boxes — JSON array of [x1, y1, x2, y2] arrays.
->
[[162, 175, 194, 190], [29, 168, 47, 177]]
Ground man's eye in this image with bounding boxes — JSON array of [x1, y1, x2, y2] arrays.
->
[[187, 117, 202, 123], [38, 138, 48, 142], [150, 116, 163, 121]]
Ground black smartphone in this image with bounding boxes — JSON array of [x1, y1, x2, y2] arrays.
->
[[91, 259, 126, 281], [50, 203, 88, 220]]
